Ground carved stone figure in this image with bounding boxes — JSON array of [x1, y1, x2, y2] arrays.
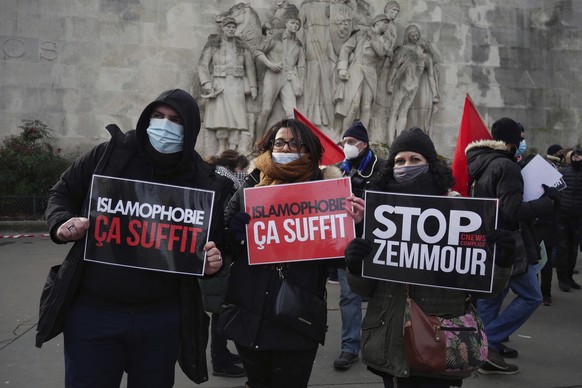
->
[[215, 3, 263, 55], [198, 17, 258, 154], [329, 1, 354, 58], [370, 1, 400, 141], [383, 0, 400, 51], [351, 0, 375, 32], [334, 14, 391, 130], [407, 37, 442, 135], [299, 0, 334, 127], [254, 7, 306, 139], [385, 24, 439, 144], [267, 0, 297, 36]]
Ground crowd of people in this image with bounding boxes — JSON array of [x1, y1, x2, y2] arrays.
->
[[39, 88, 580, 388]]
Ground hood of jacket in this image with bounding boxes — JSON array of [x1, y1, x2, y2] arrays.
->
[[135, 89, 201, 167], [465, 139, 513, 181]]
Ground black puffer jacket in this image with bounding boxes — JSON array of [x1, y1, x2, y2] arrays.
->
[[38, 89, 233, 384], [557, 164, 582, 216], [466, 140, 554, 265]]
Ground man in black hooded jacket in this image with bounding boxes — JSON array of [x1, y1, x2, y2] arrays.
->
[[38, 89, 233, 387], [465, 117, 557, 375]]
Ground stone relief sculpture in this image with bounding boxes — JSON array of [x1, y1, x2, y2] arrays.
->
[[334, 14, 391, 130], [194, 1, 442, 152], [385, 24, 440, 144], [198, 17, 258, 154], [254, 6, 305, 139], [371, 0, 400, 140], [267, 0, 297, 36], [329, 1, 354, 59], [299, 0, 334, 127], [407, 35, 442, 136], [351, 0, 375, 32], [215, 3, 263, 55], [382, 0, 400, 51]]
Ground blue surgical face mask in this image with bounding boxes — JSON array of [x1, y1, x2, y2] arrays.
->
[[515, 139, 527, 157], [272, 152, 302, 164], [393, 164, 429, 183], [146, 118, 184, 154]]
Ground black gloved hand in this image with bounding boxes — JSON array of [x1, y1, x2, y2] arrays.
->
[[486, 229, 516, 268], [344, 238, 372, 275], [542, 184, 561, 209], [229, 212, 251, 242]]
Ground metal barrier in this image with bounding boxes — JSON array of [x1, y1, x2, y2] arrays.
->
[[0, 195, 49, 220]]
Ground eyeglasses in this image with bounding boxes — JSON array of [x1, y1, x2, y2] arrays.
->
[[272, 139, 304, 151], [341, 139, 361, 147]]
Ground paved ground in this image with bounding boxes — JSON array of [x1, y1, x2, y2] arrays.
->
[[1, 235, 582, 388]]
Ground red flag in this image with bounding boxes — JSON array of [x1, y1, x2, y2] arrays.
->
[[294, 108, 344, 166], [451, 95, 492, 196]]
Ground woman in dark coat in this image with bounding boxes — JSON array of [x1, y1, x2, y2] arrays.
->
[[343, 128, 514, 387], [220, 118, 337, 388]]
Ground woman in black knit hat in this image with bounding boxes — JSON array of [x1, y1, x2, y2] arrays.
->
[[374, 126, 453, 196], [342, 127, 515, 387]]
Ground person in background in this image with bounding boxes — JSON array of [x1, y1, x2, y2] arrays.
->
[[332, 121, 385, 371], [513, 122, 527, 163], [536, 144, 564, 305], [39, 89, 231, 387], [206, 150, 250, 195], [201, 149, 250, 378], [546, 144, 565, 168], [565, 149, 573, 165], [466, 117, 558, 375], [343, 127, 514, 387], [220, 118, 340, 388], [555, 149, 582, 292]]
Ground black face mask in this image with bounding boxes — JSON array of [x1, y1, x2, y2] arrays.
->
[[572, 159, 582, 170]]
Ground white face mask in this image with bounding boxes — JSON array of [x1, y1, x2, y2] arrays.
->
[[343, 144, 361, 160], [146, 118, 184, 154], [272, 152, 302, 164]]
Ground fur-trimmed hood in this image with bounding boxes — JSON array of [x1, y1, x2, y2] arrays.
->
[[465, 139, 514, 182], [464, 139, 508, 154]]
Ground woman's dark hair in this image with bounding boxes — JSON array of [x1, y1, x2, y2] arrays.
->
[[374, 155, 455, 194], [254, 118, 323, 172], [236, 153, 249, 170], [205, 149, 248, 171]]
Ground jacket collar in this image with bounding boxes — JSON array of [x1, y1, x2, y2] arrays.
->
[[465, 139, 508, 155]]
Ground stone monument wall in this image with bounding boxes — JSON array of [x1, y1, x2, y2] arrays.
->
[[1, 0, 581, 158]]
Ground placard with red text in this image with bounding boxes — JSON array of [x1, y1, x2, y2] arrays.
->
[[84, 174, 215, 276], [244, 178, 355, 265]]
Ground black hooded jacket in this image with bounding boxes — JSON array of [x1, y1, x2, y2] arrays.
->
[[466, 139, 554, 267], [39, 89, 232, 383]]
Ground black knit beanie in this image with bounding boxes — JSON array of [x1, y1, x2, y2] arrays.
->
[[342, 121, 369, 143], [389, 127, 437, 162], [491, 117, 521, 145], [547, 144, 563, 156]]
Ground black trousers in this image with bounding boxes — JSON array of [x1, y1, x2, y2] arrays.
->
[[211, 312, 232, 366], [556, 216, 581, 281], [235, 343, 318, 388], [63, 301, 180, 388], [540, 245, 556, 297]]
